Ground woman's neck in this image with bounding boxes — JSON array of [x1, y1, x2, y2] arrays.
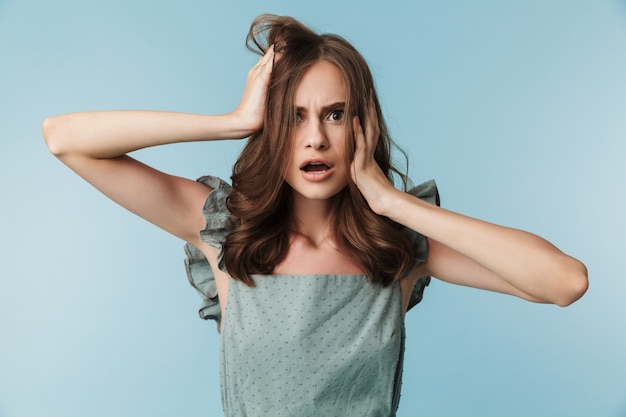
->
[[273, 190, 364, 276], [290, 193, 336, 247]]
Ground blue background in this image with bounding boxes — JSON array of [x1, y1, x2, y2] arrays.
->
[[1, 0, 625, 416]]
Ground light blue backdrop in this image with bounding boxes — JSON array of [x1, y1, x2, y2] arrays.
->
[[1, 0, 625, 416]]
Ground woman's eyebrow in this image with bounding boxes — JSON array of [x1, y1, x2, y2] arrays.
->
[[323, 102, 346, 112], [294, 102, 346, 114]]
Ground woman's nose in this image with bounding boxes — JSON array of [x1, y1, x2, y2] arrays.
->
[[305, 121, 328, 150]]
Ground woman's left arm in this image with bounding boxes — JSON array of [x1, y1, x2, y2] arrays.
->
[[352, 102, 588, 307], [388, 195, 587, 306]]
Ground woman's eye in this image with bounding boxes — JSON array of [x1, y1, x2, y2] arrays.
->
[[295, 112, 303, 122], [329, 110, 344, 122]]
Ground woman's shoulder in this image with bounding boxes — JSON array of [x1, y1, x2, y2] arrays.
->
[[195, 175, 232, 199], [191, 175, 233, 246], [400, 179, 440, 311], [183, 175, 233, 328]]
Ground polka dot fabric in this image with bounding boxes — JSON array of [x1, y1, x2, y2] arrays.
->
[[221, 274, 405, 416]]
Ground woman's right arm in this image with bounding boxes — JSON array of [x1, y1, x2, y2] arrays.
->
[[42, 45, 276, 245]]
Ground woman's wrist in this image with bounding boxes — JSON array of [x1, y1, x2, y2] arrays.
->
[[221, 112, 259, 139], [367, 186, 404, 218]]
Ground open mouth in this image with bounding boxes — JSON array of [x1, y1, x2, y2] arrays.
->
[[301, 162, 331, 173]]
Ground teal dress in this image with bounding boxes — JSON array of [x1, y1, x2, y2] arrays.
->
[[184, 176, 439, 417]]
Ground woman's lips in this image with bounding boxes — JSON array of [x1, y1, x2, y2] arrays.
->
[[300, 160, 334, 181]]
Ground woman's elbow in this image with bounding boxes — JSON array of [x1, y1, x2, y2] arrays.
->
[[42, 115, 69, 157], [554, 259, 588, 307]]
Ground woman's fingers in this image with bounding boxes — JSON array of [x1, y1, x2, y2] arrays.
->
[[253, 44, 275, 74], [235, 44, 276, 134], [364, 96, 380, 151], [353, 97, 380, 166], [350, 98, 394, 214]]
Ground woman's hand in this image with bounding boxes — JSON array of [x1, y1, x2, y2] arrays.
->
[[232, 44, 277, 136], [42, 46, 280, 246], [351, 98, 400, 215]]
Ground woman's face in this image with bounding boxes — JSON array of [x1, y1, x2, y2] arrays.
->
[[284, 59, 351, 204]]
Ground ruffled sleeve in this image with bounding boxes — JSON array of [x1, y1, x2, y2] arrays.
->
[[183, 176, 233, 329], [401, 179, 440, 312]]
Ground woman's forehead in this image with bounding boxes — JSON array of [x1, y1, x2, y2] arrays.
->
[[293, 60, 346, 108]]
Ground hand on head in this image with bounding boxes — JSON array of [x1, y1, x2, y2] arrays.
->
[[351, 97, 396, 215], [232, 44, 277, 136]]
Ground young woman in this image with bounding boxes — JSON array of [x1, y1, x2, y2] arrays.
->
[[43, 14, 588, 417]]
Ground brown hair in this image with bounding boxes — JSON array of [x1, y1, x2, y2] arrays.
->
[[223, 14, 415, 286]]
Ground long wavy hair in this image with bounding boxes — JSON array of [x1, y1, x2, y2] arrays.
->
[[223, 14, 415, 286]]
